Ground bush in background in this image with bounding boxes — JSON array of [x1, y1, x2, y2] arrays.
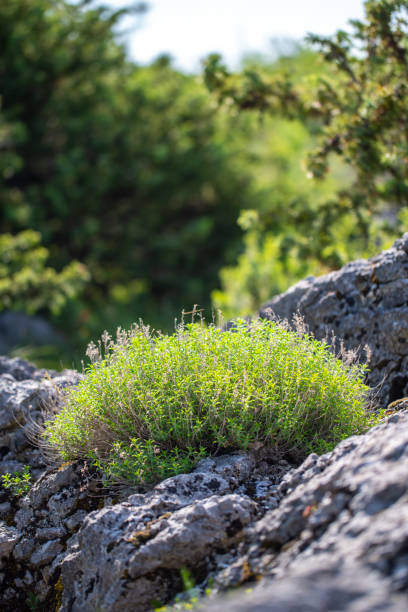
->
[[2, 0, 405, 361], [206, 1, 407, 317], [0, 0, 252, 345], [0, 230, 88, 315]]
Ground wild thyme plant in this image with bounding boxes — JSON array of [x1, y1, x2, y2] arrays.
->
[[44, 317, 377, 485]]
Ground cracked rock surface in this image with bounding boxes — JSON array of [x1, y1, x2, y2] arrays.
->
[[260, 233, 408, 406], [0, 356, 82, 479], [204, 411, 408, 612]]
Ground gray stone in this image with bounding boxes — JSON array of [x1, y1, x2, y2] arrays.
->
[[208, 411, 408, 611], [0, 502, 11, 518], [48, 490, 79, 519], [60, 492, 256, 611], [35, 526, 66, 541], [30, 539, 64, 567], [13, 537, 35, 562], [53, 455, 255, 611], [2, 240, 408, 612], [0, 459, 25, 476], [0, 439, 259, 610], [0, 377, 52, 430], [65, 510, 88, 532], [260, 233, 408, 405], [17, 463, 78, 516], [126, 494, 255, 577], [204, 564, 408, 612], [3, 408, 408, 611], [0, 522, 20, 557], [0, 355, 37, 381], [0, 355, 82, 496]]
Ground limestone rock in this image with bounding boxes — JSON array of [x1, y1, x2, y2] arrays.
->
[[205, 564, 408, 612], [60, 492, 256, 612], [30, 539, 64, 568], [205, 411, 408, 611], [59, 455, 257, 611], [0, 522, 20, 559], [260, 233, 408, 405], [0, 355, 82, 479], [0, 356, 37, 381]]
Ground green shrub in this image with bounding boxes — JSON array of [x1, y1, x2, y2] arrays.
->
[[0, 230, 89, 315], [1, 465, 32, 497], [44, 317, 378, 485]]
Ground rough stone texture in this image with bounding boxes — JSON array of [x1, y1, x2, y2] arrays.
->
[[205, 564, 408, 612], [30, 539, 64, 568], [57, 454, 259, 612], [0, 357, 86, 609], [0, 355, 82, 479], [7, 409, 403, 612], [2, 461, 105, 609], [0, 357, 290, 612], [2, 447, 276, 611], [0, 522, 20, 560], [61, 491, 256, 612], [260, 233, 408, 406], [204, 410, 408, 611]]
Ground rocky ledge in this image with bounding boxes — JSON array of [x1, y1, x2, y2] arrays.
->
[[1, 237, 408, 611], [0, 356, 81, 480], [260, 233, 408, 406]]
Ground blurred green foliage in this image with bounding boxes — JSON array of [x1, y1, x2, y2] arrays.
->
[[212, 228, 323, 320], [0, 0, 253, 352], [206, 0, 407, 317], [1, 0, 407, 362], [0, 230, 88, 314], [210, 49, 359, 317]]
